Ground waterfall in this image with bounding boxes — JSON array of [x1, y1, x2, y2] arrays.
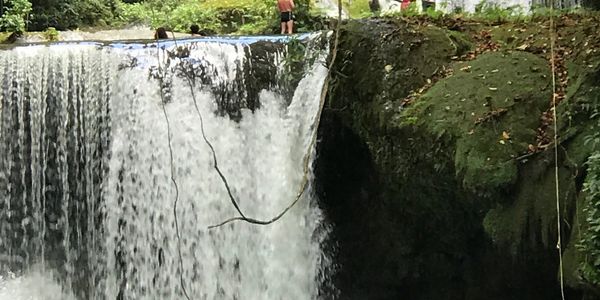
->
[[0, 34, 332, 299]]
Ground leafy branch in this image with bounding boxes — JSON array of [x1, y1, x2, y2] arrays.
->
[[0, 0, 31, 33]]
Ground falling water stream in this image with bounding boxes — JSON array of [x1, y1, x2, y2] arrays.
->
[[0, 34, 331, 299]]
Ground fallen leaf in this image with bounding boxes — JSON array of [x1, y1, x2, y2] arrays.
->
[[499, 140, 506, 145], [460, 65, 472, 72], [385, 65, 393, 73], [516, 44, 529, 50], [502, 131, 510, 140]]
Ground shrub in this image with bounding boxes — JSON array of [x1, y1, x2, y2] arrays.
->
[[43, 26, 59, 41], [115, 0, 294, 35], [0, 0, 32, 33], [474, 0, 513, 22], [29, 0, 116, 31], [580, 152, 600, 286]]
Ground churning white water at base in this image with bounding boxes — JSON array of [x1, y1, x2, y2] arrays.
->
[[0, 34, 332, 299], [0, 269, 76, 300]]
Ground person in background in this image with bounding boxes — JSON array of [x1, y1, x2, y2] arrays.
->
[[277, 0, 295, 34], [154, 27, 168, 39], [190, 24, 201, 36]]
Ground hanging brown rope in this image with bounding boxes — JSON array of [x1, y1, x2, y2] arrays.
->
[[156, 3, 344, 298], [207, 0, 344, 229]]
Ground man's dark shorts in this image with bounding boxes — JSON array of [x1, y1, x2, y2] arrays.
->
[[280, 11, 293, 22]]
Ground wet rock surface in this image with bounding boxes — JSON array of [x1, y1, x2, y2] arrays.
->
[[317, 16, 600, 300]]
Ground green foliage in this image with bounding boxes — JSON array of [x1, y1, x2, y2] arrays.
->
[[114, 0, 317, 35], [29, 0, 117, 30], [116, 0, 279, 34], [281, 36, 306, 84], [0, 0, 32, 33], [237, 19, 269, 34], [530, 4, 562, 18], [583, 0, 600, 10], [43, 26, 58, 40], [473, 0, 524, 22], [379, 2, 417, 17], [343, 0, 372, 18], [114, 2, 149, 25], [580, 151, 600, 285], [400, 2, 420, 17], [170, 4, 220, 33], [406, 2, 422, 16], [424, 6, 445, 19]]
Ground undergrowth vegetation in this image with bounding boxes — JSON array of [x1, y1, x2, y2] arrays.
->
[[0, 0, 598, 36], [114, 0, 319, 34], [116, 0, 279, 34], [382, 0, 589, 23], [0, 0, 32, 33], [580, 140, 600, 285]]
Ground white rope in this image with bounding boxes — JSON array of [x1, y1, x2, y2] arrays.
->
[[549, 1, 566, 299]]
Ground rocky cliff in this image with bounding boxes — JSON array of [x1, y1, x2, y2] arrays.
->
[[316, 15, 600, 300]]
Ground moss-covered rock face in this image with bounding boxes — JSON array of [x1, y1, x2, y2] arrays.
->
[[402, 51, 551, 194], [318, 17, 600, 300]]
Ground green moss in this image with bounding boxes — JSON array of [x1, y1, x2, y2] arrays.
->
[[446, 30, 473, 56], [343, 0, 372, 18], [563, 191, 590, 288], [327, 18, 600, 298], [559, 58, 600, 138], [483, 160, 574, 252], [331, 20, 461, 136], [0, 32, 12, 43], [401, 51, 551, 193]]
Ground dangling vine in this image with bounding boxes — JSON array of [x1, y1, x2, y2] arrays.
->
[[208, 0, 344, 229], [156, 2, 343, 298]]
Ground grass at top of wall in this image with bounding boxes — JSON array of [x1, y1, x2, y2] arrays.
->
[[343, 0, 373, 18]]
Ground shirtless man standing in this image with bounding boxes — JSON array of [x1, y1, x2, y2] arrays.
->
[[277, 0, 295, 34]]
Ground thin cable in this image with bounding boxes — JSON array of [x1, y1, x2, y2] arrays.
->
[[154, 39, 193, 300], [208, 0, 344, 229], [549, 1, 566, 299]]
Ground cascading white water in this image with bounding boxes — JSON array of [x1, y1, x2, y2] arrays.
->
[[0, 34, 332, 299]]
